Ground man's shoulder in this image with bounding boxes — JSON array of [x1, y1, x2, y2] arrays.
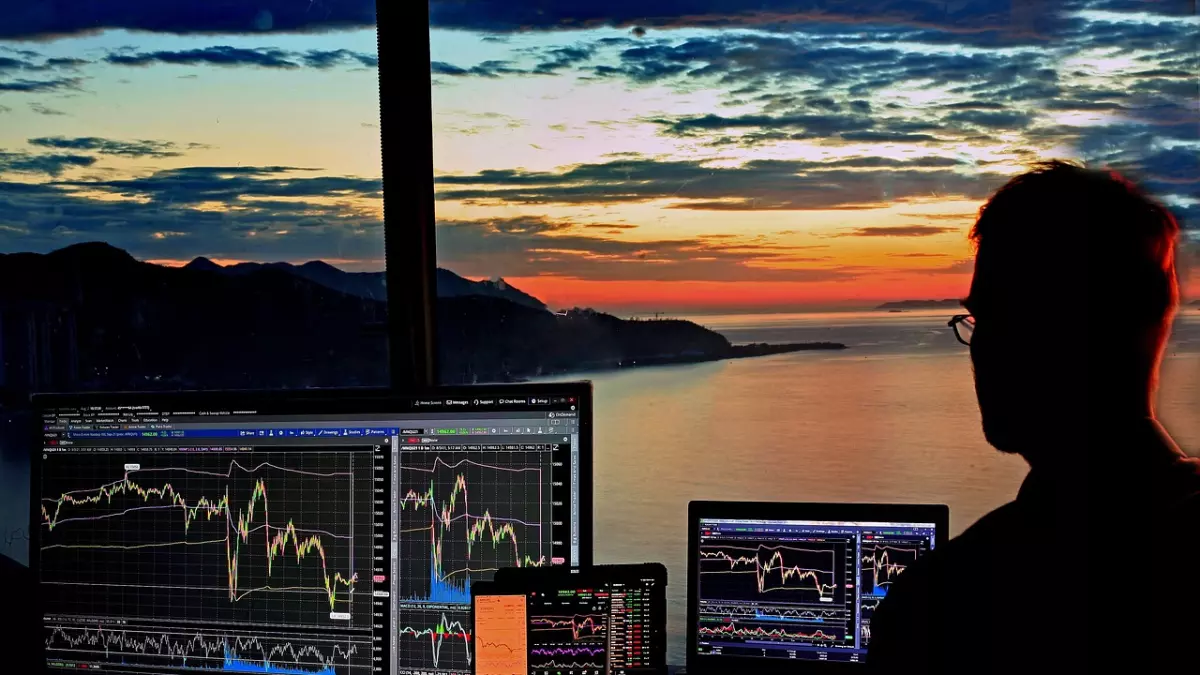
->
[[929, 499, 1026, 567]]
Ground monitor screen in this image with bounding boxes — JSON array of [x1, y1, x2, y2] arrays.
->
[[475, 568, 664, 675], [35, 387, 590, 675], [695, 516, 937, 665]]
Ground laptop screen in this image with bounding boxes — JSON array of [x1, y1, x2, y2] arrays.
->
[[695, 516, 937, 664]]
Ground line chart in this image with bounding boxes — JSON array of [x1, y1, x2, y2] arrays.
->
[[860, 544, 919, 598], [698, 621, 843, 643], [529, 646, 606, 657], [707, 603, 844, 622], [38, 449, 373, 629], [396, 608, 474, 672], [43, 624, 372, 675], [528, 645, 606, 672], [474, 594, 527, 675], [698, 541, 846, 604], [529, 614, 608, 641], [397, 449, 554, 604]]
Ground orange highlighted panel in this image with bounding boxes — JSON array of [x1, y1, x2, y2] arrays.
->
[[475, 594, 528, 675]]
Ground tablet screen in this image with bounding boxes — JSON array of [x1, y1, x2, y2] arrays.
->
[[475, 593, 529, 675], [475, 565, 665, 675]]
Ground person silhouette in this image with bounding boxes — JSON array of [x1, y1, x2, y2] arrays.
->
[[867, 161, 1198, 671]]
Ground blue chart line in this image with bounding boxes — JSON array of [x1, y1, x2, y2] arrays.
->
[[224, 647, 334, 675]]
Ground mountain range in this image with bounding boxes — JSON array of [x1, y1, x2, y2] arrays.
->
[[185, 256, 547, 311], [0, 243, 840, 393]]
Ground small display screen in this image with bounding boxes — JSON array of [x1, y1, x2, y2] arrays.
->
[[695, 517, 937, 664], [475, 573, 661, 675]]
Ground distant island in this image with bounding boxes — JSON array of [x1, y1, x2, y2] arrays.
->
[[0, 243, 845, 393], [877, 298, 1199, 310], [874, 299, 963, 311]]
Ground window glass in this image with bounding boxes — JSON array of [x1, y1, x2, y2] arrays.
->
[[430, 1, 1198, 661], [1, 3, 385, 564]]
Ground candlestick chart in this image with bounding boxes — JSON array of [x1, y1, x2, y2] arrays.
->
[[397, 448, 555, 604], [38, 449, 374, 630]]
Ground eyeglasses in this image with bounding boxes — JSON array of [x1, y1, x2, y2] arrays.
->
[[948, 314, 975, 346]]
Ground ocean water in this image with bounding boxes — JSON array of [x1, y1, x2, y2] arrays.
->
[[543, 309, 1199, 662]]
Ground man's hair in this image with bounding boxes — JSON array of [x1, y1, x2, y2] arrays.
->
[[967, 160, 1180, 325]]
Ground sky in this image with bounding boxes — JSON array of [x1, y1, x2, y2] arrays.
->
[[0, 1, 385, 270], [0, 1, 1196, 313]]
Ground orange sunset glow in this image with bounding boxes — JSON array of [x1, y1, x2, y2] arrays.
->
[[428, 5, 1198, 314], [1, 3, 1195, 315]]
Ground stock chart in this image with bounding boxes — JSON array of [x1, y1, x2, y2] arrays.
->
[[473, 594, 527, 675], [695, 524, 858, 657], [44, 625, 372, 675], [528, 608, 608, 674], [396, 607, 475, 673], [397, 449, 553, 603], [396, 445, 558, 675], [40, 449, 374, 628], [858, 536, 927, 644], [698, 541, 846, 604], [35, 384, 586, 675], [695, 517, 940, 664], [39, 447, 377, 675], [860, 542, 921, 598]]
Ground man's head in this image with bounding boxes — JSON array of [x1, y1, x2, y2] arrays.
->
[[964, 161, 1180, 461]]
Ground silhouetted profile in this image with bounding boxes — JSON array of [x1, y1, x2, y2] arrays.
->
[[868, 161, 1197, 671]]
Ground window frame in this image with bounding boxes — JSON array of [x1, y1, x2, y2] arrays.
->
[[378, 1, 440, 389]]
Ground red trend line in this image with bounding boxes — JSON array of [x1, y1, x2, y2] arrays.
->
[[529, 615, 607, 641], [698, 623, 840, 641], [41, 473, 357, 610], [700, 545, 838, 598], [398, 614, 472, 667]]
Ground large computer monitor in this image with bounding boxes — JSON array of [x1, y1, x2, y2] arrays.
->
[[687, 501, 947, 672], [32, 385, 592, 675]]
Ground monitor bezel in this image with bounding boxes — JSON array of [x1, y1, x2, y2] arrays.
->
[[29, 383, 594, 670], [686, 500, 949, 674]]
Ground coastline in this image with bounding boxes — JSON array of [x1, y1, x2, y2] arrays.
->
[[515, 341, 848, 380]]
